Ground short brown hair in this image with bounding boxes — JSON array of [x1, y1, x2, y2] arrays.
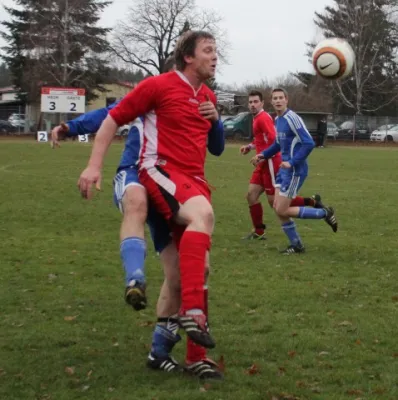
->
[[174, 30, 215, 71], [163, 54, 176, 73], [248, 90, 263, 101], [271, 87, 288, 98]]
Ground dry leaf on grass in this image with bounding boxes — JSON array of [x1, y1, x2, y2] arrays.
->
[[139, 321, 155, 327], [199, 383, 212, 392], [217, 355, 225, 372], [288, 351, 297, 358], [338, 320, 352, 326], [277, 367, 286, 376], [64, 367, 75, 376], [245, 364, 259, 375], [346, 389, 363, 395]]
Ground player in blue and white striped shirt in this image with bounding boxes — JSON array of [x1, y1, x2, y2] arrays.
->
[[252, 88, 337, 254]]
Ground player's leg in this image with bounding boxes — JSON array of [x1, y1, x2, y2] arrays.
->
[[146, 215, 222, 379], [274, 175, 337, 232], [273, 187, 305, 254], [139, 166, 215, 349], [113, 169, 148, 310], [244, 166, 266, 239], [290, 194, 324, 208], [147, 241, 183, 372], [169, 225, 223, 379], [184, 251, 223, 380]]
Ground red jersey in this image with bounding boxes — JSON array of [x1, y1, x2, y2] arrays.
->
[[250, 110, 277, 153], [109, 71, 216, 178]]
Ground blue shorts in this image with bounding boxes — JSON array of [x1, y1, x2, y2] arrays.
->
[[275, 170, 306, 199], [113, 168, 171, 253]]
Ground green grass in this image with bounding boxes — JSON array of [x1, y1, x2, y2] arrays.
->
[[1, 141, 398, 400]]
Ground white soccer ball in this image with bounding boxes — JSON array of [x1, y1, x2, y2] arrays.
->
[[312, 38, 355, 80]]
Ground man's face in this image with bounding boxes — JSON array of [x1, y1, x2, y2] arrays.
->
[[186, 38, 218, 80], [248, 95, 264, 115], [271, 91, 288, 113]]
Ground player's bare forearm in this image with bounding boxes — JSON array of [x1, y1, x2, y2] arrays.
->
[[87, 115, 118, 169]]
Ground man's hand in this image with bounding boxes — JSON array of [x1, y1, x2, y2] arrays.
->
[[51, 122, 69, 148], [199, 96, 219, 122], [280, 161, 292, 169], [240, 145, 251, 155], [250, 153, 265, 166], [77, 165, 102, 200]]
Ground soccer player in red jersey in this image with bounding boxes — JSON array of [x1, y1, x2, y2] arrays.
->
[[78, 31, 219, 357], [240, 90, 324, 239]]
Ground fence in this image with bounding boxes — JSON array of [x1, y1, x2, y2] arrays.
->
[[0, 105, 84, 135], [326, 115, 398, 142]]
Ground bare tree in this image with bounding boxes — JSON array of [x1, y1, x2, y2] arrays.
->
[[110, 0, 228, 75]]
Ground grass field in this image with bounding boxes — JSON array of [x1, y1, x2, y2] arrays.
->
[[1, 141, 398, 400]]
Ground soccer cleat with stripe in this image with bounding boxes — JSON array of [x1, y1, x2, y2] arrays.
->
[[311, 193, 325, 209], [280, 244, 306, 255], [147, 353, 182, 373], [324, 206, 338, 232], [178, 312, 216, 349], [125, 280, 147, 311], [184, 358, 224, 380]]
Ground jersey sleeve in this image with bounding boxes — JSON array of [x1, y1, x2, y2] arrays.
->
[[67, 101, 120, 136], [259, 114, 277, 145], [207, 119, 224, 156], [109, 77, 159, 126], [285, 113, 315, 166], [205, 89, 225, 156]]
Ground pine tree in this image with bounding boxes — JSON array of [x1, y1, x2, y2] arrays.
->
[[1, 0, 111, 103], [0, 63, 12, 87]]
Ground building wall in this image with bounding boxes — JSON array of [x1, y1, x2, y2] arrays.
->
[[86, 84, 133, 111]]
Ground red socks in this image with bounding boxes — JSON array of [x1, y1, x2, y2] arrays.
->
[[249, 203, 264, 234], [290, 196, 315, 207], [179, 231, 209, 312]]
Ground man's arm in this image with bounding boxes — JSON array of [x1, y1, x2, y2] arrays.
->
[[261, 141, 281, 159], [286, 116, 315, 167], [78, 78, 158, 199], [66, 102, 119, 136], [207, 119, 224, 156]]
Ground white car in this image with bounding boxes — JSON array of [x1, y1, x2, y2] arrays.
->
[[327, 122, 339, 139], [369, 124, 396, 142], [8, 113, 25, 128]]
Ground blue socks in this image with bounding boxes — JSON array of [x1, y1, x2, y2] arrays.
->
[[298, 207, 326, 219], [282, 221, 302, 246], [150, 318, 181, 358], [120, 237, 146, 285]]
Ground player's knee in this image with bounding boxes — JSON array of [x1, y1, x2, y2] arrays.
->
[[122, 187, 147, 222], [274, 202, 289, 217], [179, 198, 214, 233], [246, 190, 258, 205]]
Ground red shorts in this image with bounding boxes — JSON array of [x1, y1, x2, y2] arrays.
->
[[139, 165, 211, 221], [250, 157, 280, 195]]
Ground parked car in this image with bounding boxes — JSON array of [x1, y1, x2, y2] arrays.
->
[[8, 113, 25, 128], [327, 122, 339, 139], [337, 120, 370, 140], [369, 124, 396, 142], [0, 120, 16, 134], [222, 112, 252, 139]]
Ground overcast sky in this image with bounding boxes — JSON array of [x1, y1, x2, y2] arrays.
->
[[0, 0, 334, 86]]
